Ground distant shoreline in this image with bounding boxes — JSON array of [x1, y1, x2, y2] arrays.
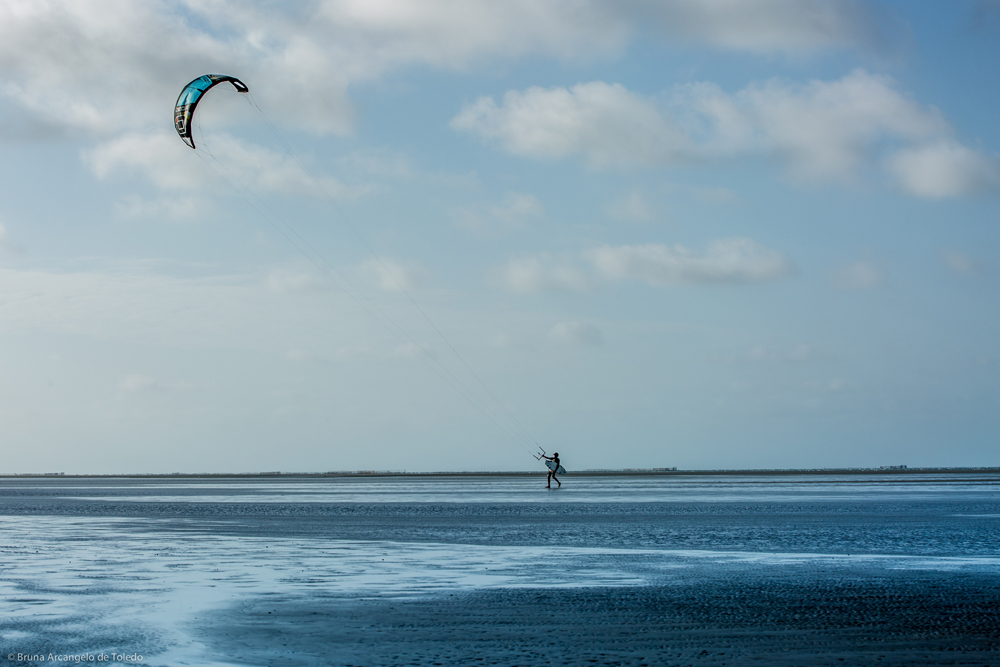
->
[[2, 467, 1000, 479]]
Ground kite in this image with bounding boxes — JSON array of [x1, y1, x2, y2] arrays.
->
[[174, 75, 249, 149]]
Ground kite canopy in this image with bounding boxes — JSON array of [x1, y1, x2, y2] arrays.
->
[[174, 74, 249, 149]]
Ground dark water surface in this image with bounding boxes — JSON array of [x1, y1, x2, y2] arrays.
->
[[2, 474, 999, 665]]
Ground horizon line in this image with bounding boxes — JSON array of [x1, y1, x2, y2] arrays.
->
[[3, 466, 1000, 479]]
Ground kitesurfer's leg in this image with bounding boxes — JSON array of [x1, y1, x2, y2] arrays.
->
[[553, 472, 560, 487], [546, 470, 552, 488]]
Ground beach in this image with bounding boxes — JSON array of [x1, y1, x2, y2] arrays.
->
[[2, 473, 999, 665]]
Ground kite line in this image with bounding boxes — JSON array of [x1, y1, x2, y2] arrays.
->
[[175, 74, 541, 457]]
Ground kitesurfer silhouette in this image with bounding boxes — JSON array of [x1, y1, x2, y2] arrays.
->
[[542, 452, 561, 488]]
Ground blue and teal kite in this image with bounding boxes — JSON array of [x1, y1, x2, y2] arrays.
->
[[174, 74, 249, 149]]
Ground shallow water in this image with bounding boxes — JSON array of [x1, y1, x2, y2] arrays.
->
[[2, 474, 999, 666], [6, 472, 1000, 504]]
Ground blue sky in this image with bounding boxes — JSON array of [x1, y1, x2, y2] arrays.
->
[[1, 1, 998, 473]]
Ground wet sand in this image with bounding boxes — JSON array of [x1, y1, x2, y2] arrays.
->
[[206, 573, 1000, 666], [2, 474, 1000, 666]]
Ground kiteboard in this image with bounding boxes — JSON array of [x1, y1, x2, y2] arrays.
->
[[545, 461, 567, 475]]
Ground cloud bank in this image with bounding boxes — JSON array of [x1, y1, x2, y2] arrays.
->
[[453, 71, 1000, 198], [0, 1, 880, 140], [0, 2, 912, 205], [500, 237, 794, 292], [86, 132, 363, 204]]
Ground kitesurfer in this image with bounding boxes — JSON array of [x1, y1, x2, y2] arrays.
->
[[542, 452, 561, 488]]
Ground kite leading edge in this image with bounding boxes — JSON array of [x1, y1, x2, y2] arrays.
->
[[174, 74, 249, 149]]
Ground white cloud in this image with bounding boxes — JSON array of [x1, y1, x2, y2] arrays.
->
[[454, 71, 1000, 197], [720, 70, 947, 182], [268, 256, 429, 299], [86, 133, 209, 191], [456, 192, 544, 235], [942, 248, 976, 275], [0, 1, 349, 137], [316, 0, 629, 67], [0, 1, 878, 144], [886, 142, 1000, 198], [500, 237, 793, 292], [606, 190, 654, 221], [831, 260, 883, 289], [452, 81, 691, 167], [498, 253, 594, 293], [549, 321, 603, 346], [586, 238, 795, 285], [637, 0, 880, 53], [86, 132, 362, 200], [318, 0, 880, 71]]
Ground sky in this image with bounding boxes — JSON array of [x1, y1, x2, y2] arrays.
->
[[1, 0, 999, 474]]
